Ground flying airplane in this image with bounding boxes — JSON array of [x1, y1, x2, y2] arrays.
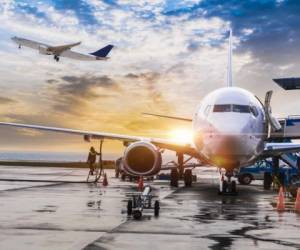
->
[[2, 30, 300, 193], [11, 36, 114, 62]]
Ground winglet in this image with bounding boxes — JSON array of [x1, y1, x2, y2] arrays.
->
[[90, 45, 114, 58], [227, 29, 233, 87]]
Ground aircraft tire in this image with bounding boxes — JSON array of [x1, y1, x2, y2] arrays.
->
[[154, 200, 160, 216], [184, 169, 192, 187], [127, 200, 133, 215], [170, 169, 179, 187]]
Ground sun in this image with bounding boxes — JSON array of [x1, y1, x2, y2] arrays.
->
[[168, 128, 193, 144]]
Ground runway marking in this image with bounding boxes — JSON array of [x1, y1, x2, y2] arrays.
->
[[0, 226, 108, 233], [0, 181, 67, 192], [0, 178, 92, 183]]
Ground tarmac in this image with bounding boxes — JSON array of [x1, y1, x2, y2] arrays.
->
[[0, 165, 299, 250]]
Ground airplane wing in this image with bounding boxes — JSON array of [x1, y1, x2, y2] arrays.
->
[[263, 142, 300, 157], [143, 113, 192, 122], [0, 122, 200, 158], [48, 42, 81, 54], [12, 37, 49, 50]]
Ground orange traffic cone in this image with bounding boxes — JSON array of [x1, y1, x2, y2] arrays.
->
[[102, 173, 108, 186], [277, 187, 285, 212], [138, 176, 144, 191], [294, 188, 300, 213]]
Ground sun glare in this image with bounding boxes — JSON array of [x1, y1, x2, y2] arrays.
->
[[169, 128, 193, 144]]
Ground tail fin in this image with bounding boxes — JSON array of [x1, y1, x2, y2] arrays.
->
[[90, 44, 114, 58], [227, 29, 233, 87]]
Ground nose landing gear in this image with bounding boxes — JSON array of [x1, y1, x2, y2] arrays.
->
[[219, 170, 238, 195], [54, 55, 60, 62]]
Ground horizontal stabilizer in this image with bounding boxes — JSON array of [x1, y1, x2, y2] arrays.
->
[[90, 45, 114, 58], [143, 113, 192, 122]]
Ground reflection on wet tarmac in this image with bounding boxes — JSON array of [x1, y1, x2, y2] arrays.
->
[[0, 166, 300, 249]]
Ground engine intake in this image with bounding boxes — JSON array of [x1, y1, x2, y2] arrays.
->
[[123, 142, 162, 176]]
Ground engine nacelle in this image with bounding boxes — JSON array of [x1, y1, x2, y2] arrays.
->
[[123, 141, 162, 176], [39, 45, 51, 55]]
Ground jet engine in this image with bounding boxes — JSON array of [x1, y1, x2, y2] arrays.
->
[[122, 141, 162, 176], [38, 45, 51, 55]]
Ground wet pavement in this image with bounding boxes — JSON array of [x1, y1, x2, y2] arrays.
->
[[0, 165, 299, 250]]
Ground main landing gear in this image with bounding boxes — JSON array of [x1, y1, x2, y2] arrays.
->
[[54, 55, 60, 62], [219, 170, 238, 195], [170, 166, 194, 188], [170, 153, 195, 188]]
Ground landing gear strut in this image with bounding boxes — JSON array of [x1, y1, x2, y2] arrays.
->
[[177, 152, 184, 179]]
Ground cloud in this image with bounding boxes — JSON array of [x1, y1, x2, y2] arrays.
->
[[0, 96, 16, 104], [0, 0, 300, 153], [48, 75, 121, 115], [166, 0, 300, 66], [59, 75, 119, 97]]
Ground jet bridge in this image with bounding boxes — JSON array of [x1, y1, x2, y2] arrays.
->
[[270, 116, 300, 140], [270, 77, 300, 139], [273, 77, 300, 90]]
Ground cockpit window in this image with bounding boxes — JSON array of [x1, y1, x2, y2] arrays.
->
[[213, 104, 231, 112], [232, 104, 250, 113], [213, 104, 251, 113]]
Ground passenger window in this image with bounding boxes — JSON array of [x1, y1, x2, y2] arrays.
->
[[213, 104, 231, 112]]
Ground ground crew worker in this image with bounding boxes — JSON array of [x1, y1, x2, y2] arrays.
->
[[87, 147, 99, 175]]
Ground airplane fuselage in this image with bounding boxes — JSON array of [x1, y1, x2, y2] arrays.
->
[[11, 36, 113, 61], [193, 87, 266, 170]]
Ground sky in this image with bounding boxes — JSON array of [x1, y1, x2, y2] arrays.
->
[[0, 0, 300, 156]]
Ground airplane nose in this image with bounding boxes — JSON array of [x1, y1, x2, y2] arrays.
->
[[215, 118, 250, 135], [220, 135, 241, 153]]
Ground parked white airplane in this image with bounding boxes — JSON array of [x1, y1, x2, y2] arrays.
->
[[2, 30, 300, 193], [11, 36, 114, 62]]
